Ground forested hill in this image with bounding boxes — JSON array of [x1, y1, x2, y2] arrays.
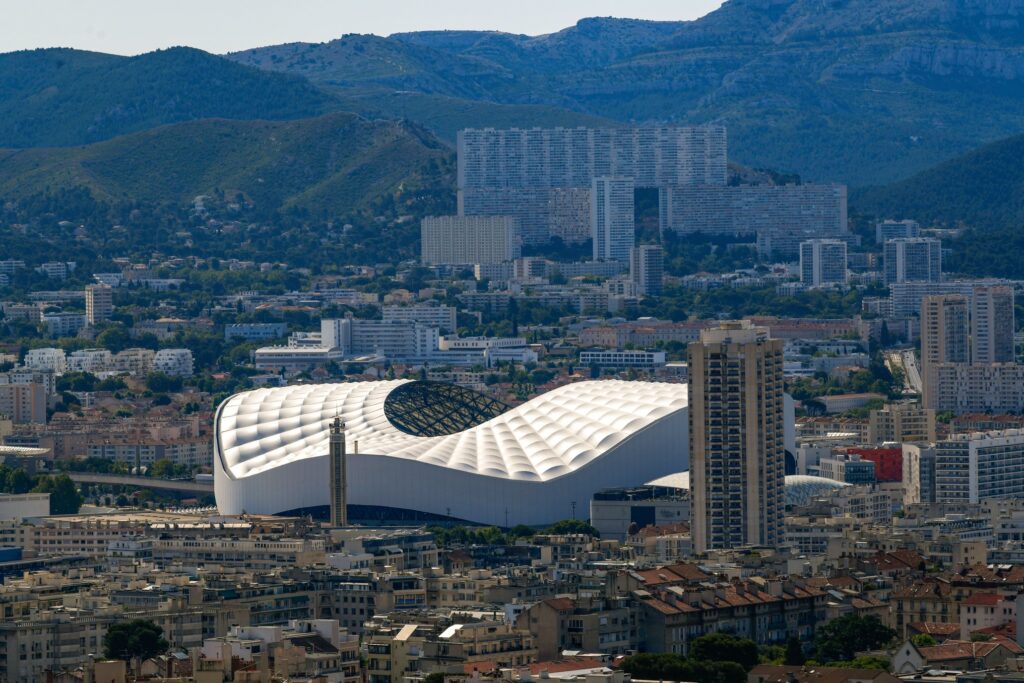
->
[[0, 112, 452, 215], [0, 47, 338, 147]]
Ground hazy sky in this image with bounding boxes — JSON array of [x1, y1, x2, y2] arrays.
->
[[1, 1, 725, 56]]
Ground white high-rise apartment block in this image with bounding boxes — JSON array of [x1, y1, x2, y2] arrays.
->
[[85, 284, 113, 326], [153, 349, 194, 377], [420, 216, 521, 265], [458, 126, 726, 246], [630, 244, 664, 296], [660, 184, 849, 259], [935, 430, 1024, 504], [591, 177, 635, 262], [382, 303, 458, 334], [799, 239, 847, 288], [320, 318, 439, 361], [972, 284, 1015, 364], [457, 126, 728, 190], [875, 219, 920, 244], [689, 320, 785, 552], [884, 237, 942, 284], [23, 348, 67, 375]]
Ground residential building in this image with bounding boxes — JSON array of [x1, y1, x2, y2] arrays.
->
[[421, 215, 521, 265], [591, 176, 635, 262], [688, 321, 785, 551], [0, 383, 46, 424], [921, 294, 970, 409], [579, 349, 666, 369], [42, 312, 86, 338], [800, 239, 847, 288], [382, 302, 458, 334], [868, 403, 936, 444], [630, 244, 664, 296], [111, 347, 155, 376], [225, 322, 290, 341], [935, 429, 1024, 504], [661, 183, 849, 259], [875, 219, 920, 244], [153, 349, 194, 377], [902, 444, 936, 506], [23, 348, 67, 375], [818, 454, 876, 485], [929, 363, 1024, 415], [971, 284, 1015, 364], [84, 284, 113, 326], [884, 238, 942, 284]]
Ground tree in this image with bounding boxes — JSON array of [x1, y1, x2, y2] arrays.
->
[[146, 372, 183, 393], [814, 614, 896, 663], [7, 468, 33, 494], [785, 636, 806, 665], [150, 459, 176, 479], [543, 519, 599, 537], [32, 474, 83, 515], [911, 634, 937, 647], [691, 633, 760, 670], [103, 619, 169, 666], [828, 656, 890, 670]]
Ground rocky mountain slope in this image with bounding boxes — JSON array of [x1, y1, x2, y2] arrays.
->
[[229, 0, 1024, 185]]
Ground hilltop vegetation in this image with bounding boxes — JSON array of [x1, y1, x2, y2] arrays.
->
[[0, 47, 338, 147], [0, 112, 452, 215], [852, 133, 1024, 231]]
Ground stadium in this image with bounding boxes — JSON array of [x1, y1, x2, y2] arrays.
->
[[214, 379, 694, 526]]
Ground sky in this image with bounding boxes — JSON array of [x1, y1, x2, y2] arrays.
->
[[1, 0, 724, 56]]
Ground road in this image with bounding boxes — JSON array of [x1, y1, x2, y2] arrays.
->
[[62, 472, 214, 494], [885, 349, 922, 395]]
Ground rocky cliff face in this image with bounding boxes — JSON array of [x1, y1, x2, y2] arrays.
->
[[227, 0, 1024, 185]]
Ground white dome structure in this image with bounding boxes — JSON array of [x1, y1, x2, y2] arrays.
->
[[214, 379, 690, 526]]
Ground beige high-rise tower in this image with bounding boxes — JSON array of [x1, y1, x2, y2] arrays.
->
[[920, 294, 969, 408], [85, 284, 113, 326], [329, 417, 348, 527], [688, 320, 785, 552]]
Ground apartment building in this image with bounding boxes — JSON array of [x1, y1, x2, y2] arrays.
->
[[869, 403, 937, 444], [84, 284, 113, 326], [800, 239, 848, 288], [630, 244, 664, 296], [689, 321, 785, 551], [0, 383, 46, 424], [383, 302, 458, 334], [591, 176, 635, 262], [421, 215, 522, 264], [884, 238, 942, 284], [934, 429, 1024, 504]]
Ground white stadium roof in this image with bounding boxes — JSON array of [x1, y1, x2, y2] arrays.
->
[[215, 379, 691, 525]]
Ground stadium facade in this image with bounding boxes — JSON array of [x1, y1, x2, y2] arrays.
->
[[215, 380, 697, 526]]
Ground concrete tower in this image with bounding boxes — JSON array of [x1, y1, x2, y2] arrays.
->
[[688, 320, 785, 552], [329, 417, 348, 527]]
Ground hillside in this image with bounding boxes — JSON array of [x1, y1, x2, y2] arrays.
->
[[328, 90, 615, 144], [0, 47, 339, 147], [228, 1, 1024, 185], [852, 133, 1024, 230], [0, 112, 453, 215]]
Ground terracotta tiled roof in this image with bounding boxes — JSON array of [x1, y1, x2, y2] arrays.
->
[[918, 640, 1010, 662], [963, 592, 1005, 606], [749, 664, 898, 683], [542, 597, 575, 612], [907, 622, 961, 636]]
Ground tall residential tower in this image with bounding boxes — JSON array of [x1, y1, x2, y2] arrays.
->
[[688, 321, 785, 552], [329, 417, 348, 527]]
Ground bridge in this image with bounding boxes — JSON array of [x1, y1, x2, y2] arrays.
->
[[63, 472, 214, 494]]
